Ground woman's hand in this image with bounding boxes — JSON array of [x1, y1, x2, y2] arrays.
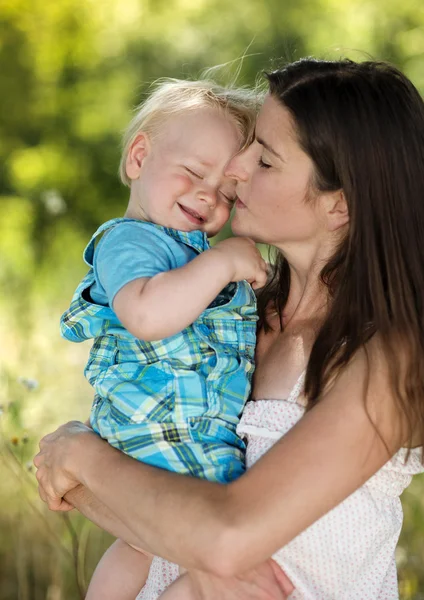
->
[[183, 559, 294, 600], [33, 420, 96, 511]]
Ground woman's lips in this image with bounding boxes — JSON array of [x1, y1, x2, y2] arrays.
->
[[235, 196, 246, 209]]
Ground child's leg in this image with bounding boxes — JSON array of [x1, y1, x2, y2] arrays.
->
[[158, 573, 197, 600], [86, 538, 152, 600]]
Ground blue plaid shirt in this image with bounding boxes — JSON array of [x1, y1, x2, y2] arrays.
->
[[61, 218, 257, 483]]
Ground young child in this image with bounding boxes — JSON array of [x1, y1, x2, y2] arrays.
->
[[60, 79, 267, 599]]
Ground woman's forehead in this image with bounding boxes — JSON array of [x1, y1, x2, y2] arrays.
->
[[256, 95, 298, 154]]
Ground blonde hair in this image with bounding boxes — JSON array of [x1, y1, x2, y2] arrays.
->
[[119, 78, 261, 186]]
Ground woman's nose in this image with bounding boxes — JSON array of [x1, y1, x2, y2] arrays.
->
[[225, 148, 250, 182]]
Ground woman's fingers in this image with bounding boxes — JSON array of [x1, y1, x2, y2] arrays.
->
[[186, 561, 292, 600], [35, 457, 60, 509], [38, 430, 56, 449], [33, 450, 43, 468], [33, 421, 92, 510], [54, 498, 75, 512], [37, 481, 47, 503], [268, 560, 294, 596], [36, 475, 70, 511], [59, 502, 75, 512]]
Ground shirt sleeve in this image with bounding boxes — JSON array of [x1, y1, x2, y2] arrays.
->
[[94, 222, 175, 305]]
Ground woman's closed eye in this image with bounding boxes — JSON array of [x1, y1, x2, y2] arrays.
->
[[219, 190, 237, 205], [258, 157, 271, 169]]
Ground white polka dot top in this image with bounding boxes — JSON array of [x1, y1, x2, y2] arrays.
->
[[138, 372, 424, 599], [236, 372, 424, 599]]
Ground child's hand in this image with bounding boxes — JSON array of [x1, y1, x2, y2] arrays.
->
[[212, 237, 268, 289]]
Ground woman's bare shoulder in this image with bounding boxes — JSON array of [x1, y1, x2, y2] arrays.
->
[[335, 334, 421, 448]]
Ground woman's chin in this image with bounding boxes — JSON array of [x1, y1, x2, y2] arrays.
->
[[230, 215, 247, 237], [231, 223, 258, 242]]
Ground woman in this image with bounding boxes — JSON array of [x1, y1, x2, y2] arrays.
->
[[34, 58, 424, 599]]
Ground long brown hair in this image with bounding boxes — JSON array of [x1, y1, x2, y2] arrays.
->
[[258, 58, 424, 450]]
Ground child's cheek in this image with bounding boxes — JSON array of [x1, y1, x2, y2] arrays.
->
[[222, 204, 232, 225], [173, 174, 193, 195], [212, 204, 231, 233]]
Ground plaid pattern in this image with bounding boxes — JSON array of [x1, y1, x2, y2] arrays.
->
[[61, 219, 257, 483]]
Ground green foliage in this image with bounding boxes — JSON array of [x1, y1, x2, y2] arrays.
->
[[1, 0, 424, 597], [0, 390, 113, 600]]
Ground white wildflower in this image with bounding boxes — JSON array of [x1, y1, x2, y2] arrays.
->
[[42, 189, 67, 215], [17, 377, 39, 391]]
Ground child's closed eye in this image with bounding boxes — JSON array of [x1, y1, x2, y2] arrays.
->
[[185, 166, 204, 179]]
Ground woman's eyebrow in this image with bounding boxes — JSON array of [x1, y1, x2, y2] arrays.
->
[[255, 134, 284, 161]]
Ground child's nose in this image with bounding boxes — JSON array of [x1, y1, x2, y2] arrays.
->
[[197, 189, 217, 209]]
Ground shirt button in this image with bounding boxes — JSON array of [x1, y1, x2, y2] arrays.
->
[[199, 324, 210, 335]]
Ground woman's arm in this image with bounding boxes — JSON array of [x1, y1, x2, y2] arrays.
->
[[66, 485, 146, 548], [35, 339, 405, 577]]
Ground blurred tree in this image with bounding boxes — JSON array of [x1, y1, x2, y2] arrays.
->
[[1, 0, 423, 271]]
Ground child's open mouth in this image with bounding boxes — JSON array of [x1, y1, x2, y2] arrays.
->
[[178, 204, 206, 224]]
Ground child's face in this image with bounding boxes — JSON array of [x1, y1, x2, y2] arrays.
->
[[125, 108, 242, 236]]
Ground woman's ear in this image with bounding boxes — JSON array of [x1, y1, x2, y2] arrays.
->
[[326, 190, 349, 232], [126, 133, 150, 180]]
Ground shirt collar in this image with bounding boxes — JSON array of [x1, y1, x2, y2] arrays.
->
[[97, 218, 211, 254], [162, 226, 210, 253]]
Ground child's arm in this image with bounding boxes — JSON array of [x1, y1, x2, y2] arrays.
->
[[113, 237, 267, 341]]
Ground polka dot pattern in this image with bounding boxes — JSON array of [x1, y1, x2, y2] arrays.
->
[[137, 373, 423, 599]]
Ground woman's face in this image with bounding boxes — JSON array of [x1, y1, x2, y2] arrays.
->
[[228, 94, 325, 250]]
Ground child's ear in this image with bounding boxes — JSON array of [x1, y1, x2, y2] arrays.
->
[[126, 133, 150, 180]]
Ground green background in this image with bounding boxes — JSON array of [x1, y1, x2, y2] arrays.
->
[[1, 1, 424, 598]]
